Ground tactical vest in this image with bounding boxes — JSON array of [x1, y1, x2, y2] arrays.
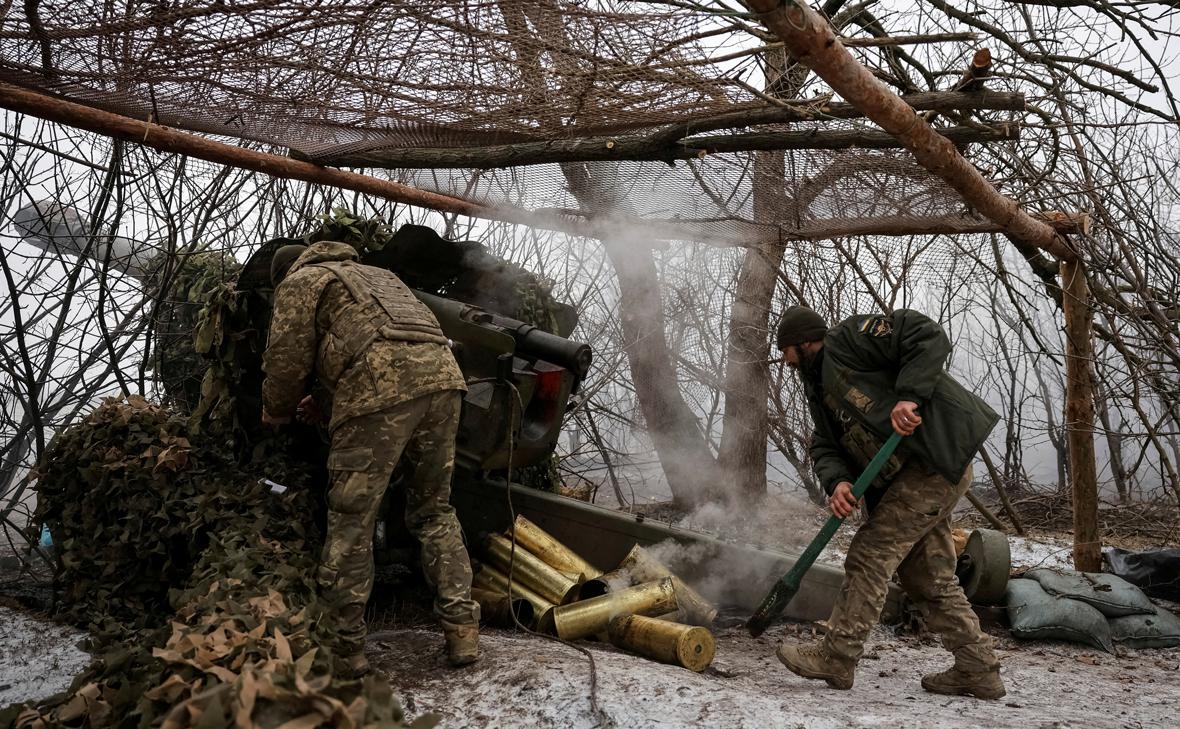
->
[[823, 391, 906, 488], [309, 260, 449, 385]]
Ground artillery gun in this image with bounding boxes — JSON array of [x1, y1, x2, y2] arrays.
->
[[235, 228, 591, 476]]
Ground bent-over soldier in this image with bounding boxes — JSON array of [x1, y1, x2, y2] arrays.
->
[[262, 240, 480, 675], [774, 305, 1004, 699]]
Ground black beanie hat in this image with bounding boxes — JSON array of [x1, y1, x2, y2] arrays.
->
[[775, 305, 829, 350]]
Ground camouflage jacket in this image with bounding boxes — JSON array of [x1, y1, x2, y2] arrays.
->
[[799, 309, 999, 496], [262, 241, 466, 431]]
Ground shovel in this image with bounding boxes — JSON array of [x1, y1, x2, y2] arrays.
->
[[747, 431, 904, 637]]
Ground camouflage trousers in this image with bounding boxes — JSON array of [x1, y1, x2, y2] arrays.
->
[[318, 390, 479, 653], [823, 462, 999, 672]]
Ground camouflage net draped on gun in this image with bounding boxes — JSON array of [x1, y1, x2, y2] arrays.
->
[[5, 396, 434, 729], [150, 252, 245, 414]]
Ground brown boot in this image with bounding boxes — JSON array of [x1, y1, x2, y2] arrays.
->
[[776, 642, 855, 690], [441, 620, 480, 667], [339, 651, 370, 679], [921, 666, 1006, 699]]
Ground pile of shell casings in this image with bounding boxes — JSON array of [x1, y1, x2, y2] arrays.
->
[[472, 515, 717, 672]]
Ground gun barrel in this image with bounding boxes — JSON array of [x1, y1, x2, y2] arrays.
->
[[504, 321, 592, 379], [413, 289, 591, 378]]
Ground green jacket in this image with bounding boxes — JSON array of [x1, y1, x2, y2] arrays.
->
[[799, 309, 999, 496]]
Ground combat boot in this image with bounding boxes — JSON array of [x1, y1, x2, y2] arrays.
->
[[339, 651, 371, 679], [441, 619, 480, 667], [921, 666, 1005, 699], [776, 642, 855, 689]]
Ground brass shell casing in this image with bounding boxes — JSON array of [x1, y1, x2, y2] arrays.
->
[[617, 544, 718, 626], [511, 515, 603, 580], [472, 563, 555, 628], [470, 586, 535, 628], [578, 567, 632, 600], [483, 533, 580, 605], [550, 577, 678, 641], [607, 614, 716, 672]]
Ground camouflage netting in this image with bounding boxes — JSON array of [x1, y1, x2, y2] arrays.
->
[[7, 396, 433, 729], [151, 252, 244, 414], [0, 0, 1027, 257]]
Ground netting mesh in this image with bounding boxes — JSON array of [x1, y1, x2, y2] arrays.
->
[[0, 0, 1010, 247]]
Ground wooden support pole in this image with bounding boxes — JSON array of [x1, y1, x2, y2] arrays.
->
[[769, 211, 1088, 241], [741, 0, 1077, 262], [2, 82, 1084, 248], [1062, 257, 1101, 571], [0, 83, 489, 217], [303, 123, 1019, 169], [0, 81, 649, 242], [953, 49, 993, 93]]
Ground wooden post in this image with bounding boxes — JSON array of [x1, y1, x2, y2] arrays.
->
[[1061, 257, 1101, 571], [0, 82, 669, 242], [742, 0, 1102, 566]]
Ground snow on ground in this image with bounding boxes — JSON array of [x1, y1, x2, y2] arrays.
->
[[0, 606, 88, 708], [1007, 534, 1076, 571], [2, 529, 1177, 726], [371, 623, 1180, 729]]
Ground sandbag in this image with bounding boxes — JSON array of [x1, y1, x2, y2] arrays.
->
[[1006, 578, 1115, 652], [1109, 605, 1180, 649], [1025, 567, 1156, 617], [1105, 548, 1180, 602]]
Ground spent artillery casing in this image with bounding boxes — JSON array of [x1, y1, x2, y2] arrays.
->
[[483, 533, 581, 605], [472, 563, 555, 627], [607, 614, 716, 672], [618, 544, 718, 626], [511, 515, 603, 580], [470, 586, 535, 628], [550, 577, 678, 641], [578, 567, 632, 600]]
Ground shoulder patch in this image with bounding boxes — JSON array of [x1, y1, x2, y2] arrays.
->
[[859, 315, 893, 338]]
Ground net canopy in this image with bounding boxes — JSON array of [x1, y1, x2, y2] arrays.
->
[[0, 0, 1031, 246]]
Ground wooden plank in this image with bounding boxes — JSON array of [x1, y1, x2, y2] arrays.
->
[[301, 122, 1021, 169]]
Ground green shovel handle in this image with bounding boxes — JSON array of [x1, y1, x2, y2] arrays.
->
[[747, 431, 904, 636]]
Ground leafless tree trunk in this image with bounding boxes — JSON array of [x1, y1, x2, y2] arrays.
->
[[1094, 388, 1129, 504], [716, 43, 793, 503]]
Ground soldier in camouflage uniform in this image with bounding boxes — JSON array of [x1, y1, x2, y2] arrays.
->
[[773, 306, 1005, 699], [261, 241, 480, 675]]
